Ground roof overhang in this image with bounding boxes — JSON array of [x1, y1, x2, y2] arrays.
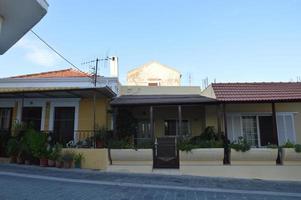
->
[[111, 95, 217, 106], [0, 0, 48, 54], [0, 87, 116, 99]]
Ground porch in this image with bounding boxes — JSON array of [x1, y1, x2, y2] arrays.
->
[[0, 87, 115, 149]]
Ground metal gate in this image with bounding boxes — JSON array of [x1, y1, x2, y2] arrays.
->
[[153, 137, 179, 169]]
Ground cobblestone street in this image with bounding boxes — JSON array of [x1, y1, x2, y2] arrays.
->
[[0, 164, 301, 200]]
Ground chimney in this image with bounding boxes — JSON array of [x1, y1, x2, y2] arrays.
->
[[109, 56, 119, 77]]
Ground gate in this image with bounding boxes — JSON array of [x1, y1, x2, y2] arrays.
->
[[153, 137, 179, 169]]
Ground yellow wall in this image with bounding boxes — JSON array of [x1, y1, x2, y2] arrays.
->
[[78, 97, 110, 130]]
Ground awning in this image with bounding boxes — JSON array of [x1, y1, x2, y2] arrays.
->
[[0, 87, 116, 98], [110, 95, 217, 106]]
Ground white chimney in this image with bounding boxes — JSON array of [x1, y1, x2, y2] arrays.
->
[[109, 56, 119, 77]]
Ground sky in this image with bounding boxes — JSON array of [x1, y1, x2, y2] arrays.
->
[[0, 0, 301, 86]]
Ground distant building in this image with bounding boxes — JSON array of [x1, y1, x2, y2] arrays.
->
[[126, 61, 181, 86]]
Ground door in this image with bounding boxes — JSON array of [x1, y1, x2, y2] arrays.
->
[[22, 107, 42, 131], [153, 137, 179, 169], [259, 116, 278, 146], [53, 107, 75, 144]]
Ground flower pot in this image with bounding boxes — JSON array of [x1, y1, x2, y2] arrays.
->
[[9, 156, 17, 163], [63, 161, 73, 169], [39, 158, 48, 167], [230, 148, 278, 165], [74, 162, 81, 169], [48, 160, 55, 167], [24, 160, 31, 165], [55, 160, 62, 168], [96, 140, 104, 148], [180, 148, 224, 166], [17, 157, 24, 164]]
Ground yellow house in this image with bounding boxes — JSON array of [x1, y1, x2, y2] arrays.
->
[[0, 69, 117, 144]]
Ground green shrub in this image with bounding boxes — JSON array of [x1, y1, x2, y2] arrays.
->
[[107, 138, 133, 149], [294, 144, 301, 153], [24, 129, 48, 159], [62, 151, 75, 162], [230, 137, 251, 152], [74, 153, 84, 165], [49, 143, 62, 161], [6, 137, 19, 157], [282, 141, 295, 148]]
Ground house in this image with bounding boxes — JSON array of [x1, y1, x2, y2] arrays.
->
[[0, 0, 48, 54], [0, 68, 119, 144], [127, 61, 181, 86], [111, 77, 301, 167]]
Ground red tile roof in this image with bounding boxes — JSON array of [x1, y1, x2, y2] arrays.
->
[[11, 68, 91, 78], [211, 82, 301, 102]]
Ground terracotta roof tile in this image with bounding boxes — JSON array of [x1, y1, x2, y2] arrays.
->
[[211, 82, 301, 102], [11, 68, 91, 78]]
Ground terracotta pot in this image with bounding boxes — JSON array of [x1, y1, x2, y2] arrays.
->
[[63, 161, 73, 169], [39, 158, 48, 167], [48, 159, 55, 167], [9, 156, 17, 163], [96, 140, 104, 148], [24, 160, 31, 165], [55, 160, 62, 168]]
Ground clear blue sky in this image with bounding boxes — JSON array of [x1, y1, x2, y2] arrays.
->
[[1, 0, 301, 85]]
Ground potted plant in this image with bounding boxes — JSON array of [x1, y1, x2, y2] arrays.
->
[[74, 153, 84, 168], [230, 137, 278, 165], [281, 141, 301, 165], [94, 127, 107, 148], [48, 144, 62, 167], [55, 156, 63, 168], [62, 151, 74, 168], [26, 130, 48, 167], [6, 138, 19, 163]]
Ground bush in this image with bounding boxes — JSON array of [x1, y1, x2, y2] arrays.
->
[[49, 143, 62, 161], [107, 138, 133, 149], [282, 141, 295, 148], [24, 129, 48, 159], [295, 144, 301, 153], [6, 137, 18, 157], [230, 137, 251, 152]]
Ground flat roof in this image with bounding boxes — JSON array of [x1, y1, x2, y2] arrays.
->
[[0, 87, 116, 99], [110, 95, 217, 106]]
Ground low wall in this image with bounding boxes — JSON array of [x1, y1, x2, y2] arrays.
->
[[62, 148, 109, 170]]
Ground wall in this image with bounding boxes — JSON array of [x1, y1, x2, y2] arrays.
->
[[126, 61, 181, 86], [78, 97, 110, 130], [120, 86, 201, 95]]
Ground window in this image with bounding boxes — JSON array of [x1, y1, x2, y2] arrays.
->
[[241, 116, 259, 147], [148, 82, 159, 86], [0, 108, 12, 131], [276, 113, 296, 145], [164, 120, 190, 136], [137, 120, 151, 139]]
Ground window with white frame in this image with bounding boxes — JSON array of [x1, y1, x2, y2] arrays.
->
[[241, 116, 259, 147], [227, 112, 296, 147]]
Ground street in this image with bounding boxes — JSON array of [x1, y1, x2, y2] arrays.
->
[[0, 164, 300, 200]]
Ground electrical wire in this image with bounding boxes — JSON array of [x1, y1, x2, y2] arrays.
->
[[30, 30, 88, 75]]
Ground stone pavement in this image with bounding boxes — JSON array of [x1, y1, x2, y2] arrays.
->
[[0, 164, 301, 200]]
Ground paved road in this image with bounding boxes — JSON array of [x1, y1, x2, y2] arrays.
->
[[0, 164, 301, 200]]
